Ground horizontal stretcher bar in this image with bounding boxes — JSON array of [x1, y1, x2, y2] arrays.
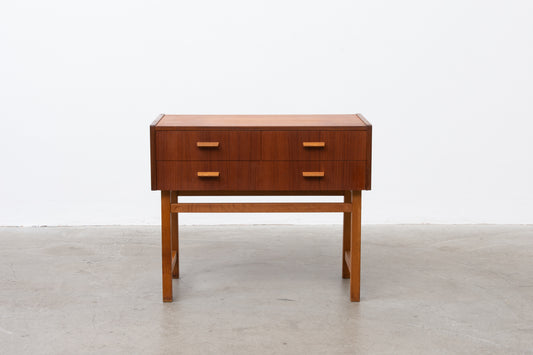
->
[[175, 191, 346, 196], [171, 202, 352, 213]]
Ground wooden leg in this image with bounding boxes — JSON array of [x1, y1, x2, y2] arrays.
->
[[350, 190, 362, 302], [161, 191, 173, 302], [342, 191, 352, 279], [171, 191, 179, 278]]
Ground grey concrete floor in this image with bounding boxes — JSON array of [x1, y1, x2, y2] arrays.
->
[[0, 225, 532, 354]]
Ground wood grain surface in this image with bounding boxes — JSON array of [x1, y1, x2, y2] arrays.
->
[[156, 131, 260, 160], [156, 114, 368, 130], [152, 114, 371, 303], [150, 114, 372, 192], [156, 161, 366, 191], [171, 202, 352, 213], [160, 191, 172, 302]]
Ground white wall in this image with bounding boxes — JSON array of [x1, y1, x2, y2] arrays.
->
[[1, 0, 532, 226]]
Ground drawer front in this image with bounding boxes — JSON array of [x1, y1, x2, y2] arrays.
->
[[257, 161, 366, 190], [156, 131, 261, 160], [156, 161, 365, 191], [157, 161, 257, 190], [261, 131, 367, 161]]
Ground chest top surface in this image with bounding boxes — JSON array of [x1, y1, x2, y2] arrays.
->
[[154, 114, 370, 130]]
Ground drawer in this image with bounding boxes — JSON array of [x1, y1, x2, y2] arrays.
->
[[257, 161, 366, 190], [156, 161, 257, 190], [156, 161, 366, 191], [156, 131, 261, 160], [261, 131, 367, 161]]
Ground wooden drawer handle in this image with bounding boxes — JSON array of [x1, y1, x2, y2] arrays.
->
[[197, 172, 220, 177], [197, 142, 220, 148], [302, 172, 325, 178], [303, 142, 325, 148]]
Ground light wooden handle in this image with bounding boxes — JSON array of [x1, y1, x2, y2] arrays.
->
[[197, 142, 220, 148], [302, 142, 325, 148], [197, 172, 220, 177], [302, 172, 325, 177]]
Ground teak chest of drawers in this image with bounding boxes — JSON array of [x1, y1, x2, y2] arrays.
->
[[150, 114, 372, 302]]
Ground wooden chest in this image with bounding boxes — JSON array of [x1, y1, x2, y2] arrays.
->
[[150, 114, 371, 192], [150, 114, 372, 303]]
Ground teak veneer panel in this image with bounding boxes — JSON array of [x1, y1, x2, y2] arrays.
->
[[156, 161, 255, 191], [156, 131, 261, 161], [155, 114, 368, 130], [261, 131, 367, 161], [256, 161, 366, 191], [156, 161, 366, 191], [150, 114, 372, 191]]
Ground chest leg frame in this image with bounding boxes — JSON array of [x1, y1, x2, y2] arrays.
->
[[160, 190, 362, 302]]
